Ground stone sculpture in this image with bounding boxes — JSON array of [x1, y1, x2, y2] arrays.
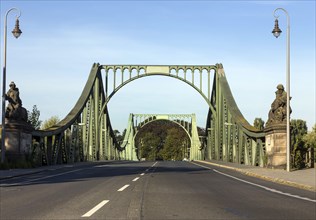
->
[[266, 84, 291, 126], [5, 81, 28, 122]]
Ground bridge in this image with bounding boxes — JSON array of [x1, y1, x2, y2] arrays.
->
[[31, 63, 265, 166]]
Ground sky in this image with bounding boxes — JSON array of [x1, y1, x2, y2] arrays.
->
[[0, 0, 315, 133]]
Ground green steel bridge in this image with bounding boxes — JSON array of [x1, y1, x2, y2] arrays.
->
[[32, 63, 265, 166]]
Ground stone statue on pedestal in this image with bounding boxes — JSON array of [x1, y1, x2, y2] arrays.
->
[[3, 81, 33, 163], [264, 84, 292, 169], [266, 84, 291, 126], [5, 81, 28, 122]]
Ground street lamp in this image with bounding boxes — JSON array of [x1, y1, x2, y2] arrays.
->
[[272, 8, 291, 172], [1, 8, 22, 163]]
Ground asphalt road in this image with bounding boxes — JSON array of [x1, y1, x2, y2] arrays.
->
[[0, 161, 315, 220]]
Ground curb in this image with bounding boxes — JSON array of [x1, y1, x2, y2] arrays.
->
[[197, 160, 316, 192]]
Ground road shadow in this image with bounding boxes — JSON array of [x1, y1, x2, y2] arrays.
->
[[0, 160, 208, 187]]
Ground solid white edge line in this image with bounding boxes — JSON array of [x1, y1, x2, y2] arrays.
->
[[132, 177, 140, 182], [191, 162, 316, 203], [82, 200, 109, 217], [118, 184, 130, 192]]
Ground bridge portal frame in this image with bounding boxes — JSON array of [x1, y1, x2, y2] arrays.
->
[[121, 113, 202, 161]]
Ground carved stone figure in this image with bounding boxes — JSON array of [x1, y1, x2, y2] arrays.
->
[[266, 84, 291, 126], [5, 81, 28, 122]]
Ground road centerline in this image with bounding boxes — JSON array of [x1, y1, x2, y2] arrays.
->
[[82, 200, 109, 217], [118, 184, 130, 192], [132, 177, 140, 182]]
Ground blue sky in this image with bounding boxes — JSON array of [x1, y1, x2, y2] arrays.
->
[[1, 0, 315, 132]]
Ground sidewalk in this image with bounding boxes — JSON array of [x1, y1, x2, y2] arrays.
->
[[198, 160, 316, 192]]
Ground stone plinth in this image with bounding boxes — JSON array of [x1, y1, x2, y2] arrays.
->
[[264, 124, 287, 169], [3, 119, 33, 162]]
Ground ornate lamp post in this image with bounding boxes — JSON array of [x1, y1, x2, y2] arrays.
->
[[272, 8, 290, 172], [1, 8, 22, 163]]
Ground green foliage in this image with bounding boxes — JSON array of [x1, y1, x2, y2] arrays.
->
[[303, 124, 316, 162], [254, 118, 265, 130], [41, 116, 60, 130], [135, 120, 190, 161], [27, 105, 42, 129], [159, 128, 187, 161], [303, 125, 316, 148], [290, 119, 308, 169], [113, 129, 125, 144], [139, 132, 160, 160]]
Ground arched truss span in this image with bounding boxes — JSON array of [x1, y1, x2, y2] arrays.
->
[[100, 65, 218, 116], [121, 114, 201, 161], [31, 63, 266, 166]]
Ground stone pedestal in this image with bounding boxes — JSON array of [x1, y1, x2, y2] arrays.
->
[[264, 124, 287, 169], [3, 119, 33, 162]]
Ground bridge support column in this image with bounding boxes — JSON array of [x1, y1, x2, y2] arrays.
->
[[122, 114, 138, 161], [190, 114, 202, 160]]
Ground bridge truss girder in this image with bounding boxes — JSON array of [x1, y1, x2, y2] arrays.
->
[[32, 64, 121, 165], [205, 66, 266, 166]]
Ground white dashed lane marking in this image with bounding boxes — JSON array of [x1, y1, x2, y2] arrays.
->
[[82, 200, 109, 217], [132, 177, 140, 182], [118, 184, 130, 192]]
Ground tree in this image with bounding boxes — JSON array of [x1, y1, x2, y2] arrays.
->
[[290, 119, 308, 169], [303, 124, 316, 162], [254, 118, 265, 130], [135, 120, 190, 161], [41, 116, 60, 130], [139, 132, 160, 160], [160, 128, 187, 161], [27, 105, 42, 129], [113, 129, 126, 146]]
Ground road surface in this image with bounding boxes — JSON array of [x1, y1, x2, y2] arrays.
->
[[1, 161, 315, 219]]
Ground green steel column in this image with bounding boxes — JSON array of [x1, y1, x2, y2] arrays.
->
[[258, 139, 264, 167], [238, 130, 243, 164], [244, 136, 249, 165], [190, 114, 202, 160], [232, 126, 237, 163], [107, 129, 111, 159], [215, 67, 220, 161], [82, 106, 88, 161], [94, 78, 100, 160], [88, 96, 94, 160], [47, 136, 52, 165], [102, 113, 108, 160], [251, 139, 256, 166]]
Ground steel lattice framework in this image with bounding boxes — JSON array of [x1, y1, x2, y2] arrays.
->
[[32, 63, 265, 166]]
